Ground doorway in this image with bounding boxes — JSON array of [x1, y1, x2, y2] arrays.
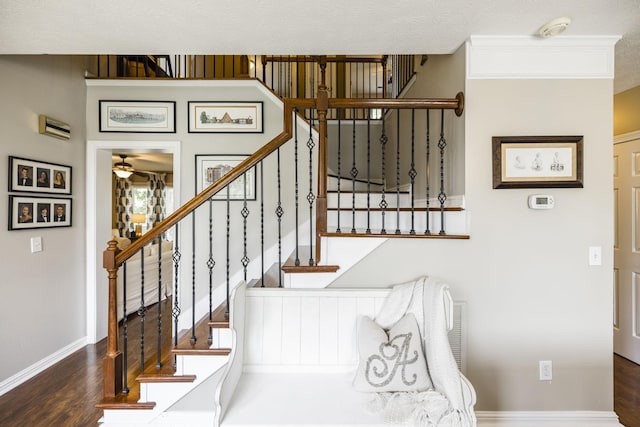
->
[[85, 140, 181, 344], [613, 131, 640, 364]]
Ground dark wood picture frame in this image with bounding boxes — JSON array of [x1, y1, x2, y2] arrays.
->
[[8, 195, 72, 230], [492, 135, 584, 189], [8, 156, 72, 195]]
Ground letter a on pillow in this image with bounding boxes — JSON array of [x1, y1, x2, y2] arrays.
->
[[353, 313, 432, 392]]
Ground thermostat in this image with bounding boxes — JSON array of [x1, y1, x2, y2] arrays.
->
[[528, 195, 554, 209]]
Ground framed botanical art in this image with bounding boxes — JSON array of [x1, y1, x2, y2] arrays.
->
[[492, 136, 584, 189], [195, 154, 256, 200], [8, 156, 72, 195], [8, 195, 72, 230], [99, 100, 176, 133], [188, 101, 263, 133]]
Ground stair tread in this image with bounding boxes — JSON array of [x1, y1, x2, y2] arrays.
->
[[137, 373, 197, 383], [328, 206, 463, 212], [208, 303, 230, 328], [174, 308, 232, 355], [281, 264, 340, 273], [96, 394, 156, 410], [322, 231, 470, 239]]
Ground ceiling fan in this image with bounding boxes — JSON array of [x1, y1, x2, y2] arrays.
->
[[113, 154, 134, 178]]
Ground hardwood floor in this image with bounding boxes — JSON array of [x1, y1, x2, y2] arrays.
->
[[1, 338, 638, 426], [615, 354, 640, 427]]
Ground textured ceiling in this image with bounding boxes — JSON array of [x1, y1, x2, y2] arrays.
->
[[1, 0, 638, 92]]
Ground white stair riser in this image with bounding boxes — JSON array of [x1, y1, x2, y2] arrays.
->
[[328, 192, 411, 208], [327, 179, 383, 192], [210, 328, 233, 349], [327, 210, 468, 235]]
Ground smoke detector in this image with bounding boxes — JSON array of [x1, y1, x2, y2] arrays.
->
[[538, 17, 572, 38]]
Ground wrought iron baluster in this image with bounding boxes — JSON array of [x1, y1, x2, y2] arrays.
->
[[438, 109, 447, 235], [276, 148, 283, 288], [225, 186, 230, 317], [294, 108, 300, 266], [379, 120, 388, 234], [307, 114, 315, 266], [172, 225, 181, 370], [260, 160, 264, 287], [241, 173, 250, 280], [336, 112, 342, 233], [350, 111, 358, 233], [190, 211, 196, 344], [122, 262, 129, 394], [156, 236, 163, 369], [207, 201, 215, 345], [138, 247, 147, 373], [425, 110, 431, 235], [409, 109, 416, 235], [366, 114, 371, 234], [395, 110, 401, 235]]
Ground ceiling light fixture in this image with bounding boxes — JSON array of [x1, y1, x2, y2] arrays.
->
[[538, 17, 572, 38], [113, 154, 133, 179]]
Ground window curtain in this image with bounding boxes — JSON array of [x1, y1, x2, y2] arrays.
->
[[114, 177, 134, 238], [148, 173, 167, 230]]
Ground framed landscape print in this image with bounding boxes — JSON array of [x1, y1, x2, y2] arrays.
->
[[8, 195, 72, 230], [99, 100, 176, 133], [195, 154, 256, 200], [188, 101, 263, 133], [8, 156, 72, 195], [492, 135, 584, 189]]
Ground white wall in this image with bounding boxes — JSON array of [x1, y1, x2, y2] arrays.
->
[[85, 80, 315, 339], [0, 56, 88, 384], [332, 74, 614, 412]]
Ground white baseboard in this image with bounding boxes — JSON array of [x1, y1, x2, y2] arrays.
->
[[0, 336, 87, 396], [476, 411, 622, 426]]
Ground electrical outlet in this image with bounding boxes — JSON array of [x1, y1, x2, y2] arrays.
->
[[539, 360, 552, 381]]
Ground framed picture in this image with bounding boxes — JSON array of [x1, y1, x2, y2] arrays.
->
[[492, 136, 584, 189], [8, 156, 72, 195], [99, 100, 176, 133], [8, 195, 72, 230], [188, 101, 263, 133], [195, 155, 256, 200]]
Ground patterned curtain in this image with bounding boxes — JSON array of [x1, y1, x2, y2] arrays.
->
[[147, 173, 167, 229], [114, 177, 134, 238]]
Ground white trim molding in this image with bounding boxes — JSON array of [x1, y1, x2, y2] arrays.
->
[[0, 337, 87, 396], [614, 130, 640, 145], [476, 411, 622, 426], [466, 36, 620, 80]]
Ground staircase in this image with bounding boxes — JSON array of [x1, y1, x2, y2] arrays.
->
[[97, 75, 466, 424], [99, 178, 467, 425]]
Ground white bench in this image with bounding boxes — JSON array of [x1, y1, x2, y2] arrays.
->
[[213, 283, 476, 427]]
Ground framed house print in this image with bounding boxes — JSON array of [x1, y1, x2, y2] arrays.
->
[[99, 100, 176, 133], [188, 101, 263, 133], [8, 195, 72, 230], [8, 156, 72, 195], [195, 154, 256, 200], [492, 136, 584, 189]]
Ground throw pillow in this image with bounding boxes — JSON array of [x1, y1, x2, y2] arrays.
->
[[353, 312, 432, 392]]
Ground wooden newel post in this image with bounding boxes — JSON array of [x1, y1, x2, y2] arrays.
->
[[316, 58, 329, 263], [102, 240, 122, 399]]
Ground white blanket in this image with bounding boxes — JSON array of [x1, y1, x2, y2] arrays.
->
[[368, 276, 476, 426]]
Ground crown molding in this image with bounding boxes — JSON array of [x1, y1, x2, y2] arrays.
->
[[466, 35, 620, 80]]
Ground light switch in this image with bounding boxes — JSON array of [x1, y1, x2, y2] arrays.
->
[[30, 236, 42, 253], [588, 246, 602, 266]]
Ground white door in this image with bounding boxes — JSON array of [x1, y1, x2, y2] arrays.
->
[[614, 132, 640, 364]]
